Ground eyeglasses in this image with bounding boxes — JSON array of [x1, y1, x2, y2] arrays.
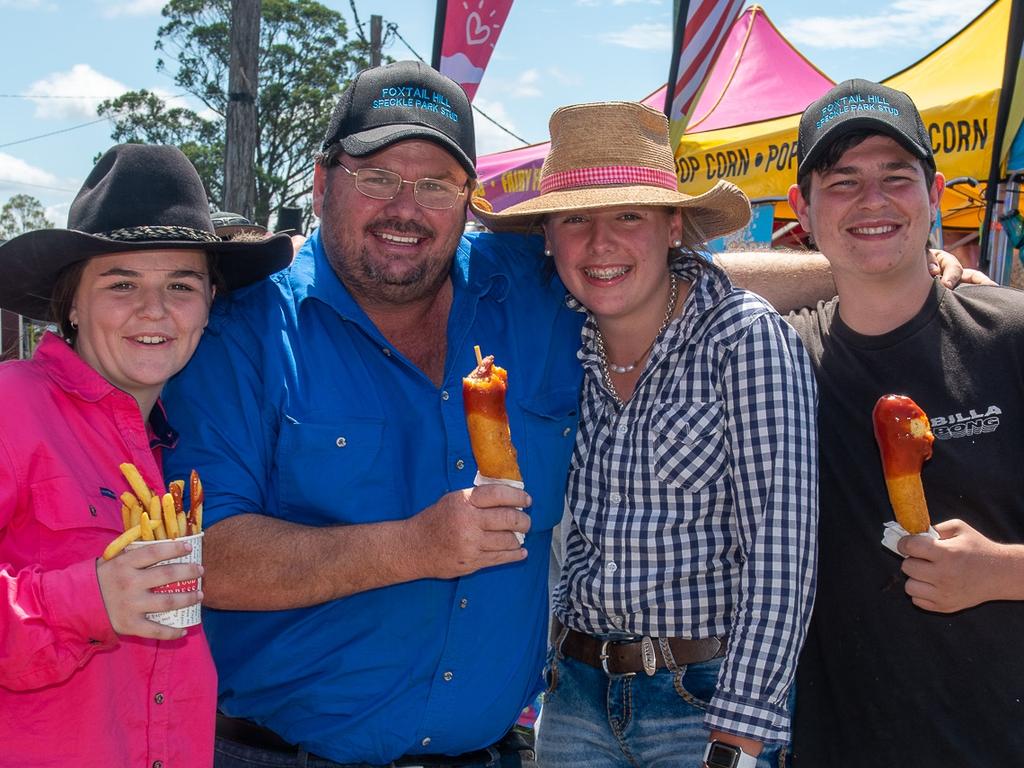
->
[[334, 161, 469, 210]]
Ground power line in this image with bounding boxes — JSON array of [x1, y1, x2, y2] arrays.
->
[[470, 100, 531, 146], [0, 92, 190, 100], [0, 91, 192, 150], [387, 22, 531, 147], [0, 94, 124, 100], [387, 25, 427, 64], [0, 178, 77, 192], [0, 116, 114, 150]]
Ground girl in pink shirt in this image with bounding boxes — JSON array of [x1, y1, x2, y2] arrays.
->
[[0, 144, 291, 767]]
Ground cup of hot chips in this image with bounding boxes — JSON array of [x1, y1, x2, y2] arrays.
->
[[103, 463, 206, 628], [125, 531, 204, 628]]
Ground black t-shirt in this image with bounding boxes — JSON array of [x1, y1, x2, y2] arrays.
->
[[787, 282, 1024, 766]]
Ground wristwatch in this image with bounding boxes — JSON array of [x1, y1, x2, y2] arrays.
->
[[703, 740, 758, 768]]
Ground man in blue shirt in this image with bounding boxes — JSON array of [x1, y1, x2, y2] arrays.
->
[[163, 60, 583, 767]]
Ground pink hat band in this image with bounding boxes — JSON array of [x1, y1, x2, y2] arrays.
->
[[539, 165, 679, 195]]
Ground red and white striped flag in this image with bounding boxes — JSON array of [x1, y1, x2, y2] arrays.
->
[[665, 0, 744, 145]]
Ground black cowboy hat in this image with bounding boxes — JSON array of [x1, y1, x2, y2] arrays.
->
[[0, 143, 294, 321]]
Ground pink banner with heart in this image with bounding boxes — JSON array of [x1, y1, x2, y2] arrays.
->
[[438, 0, 514, 101]]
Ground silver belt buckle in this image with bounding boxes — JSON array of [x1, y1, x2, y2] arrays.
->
[[599, 639, 612, 674], [640, 636, 657, 676]]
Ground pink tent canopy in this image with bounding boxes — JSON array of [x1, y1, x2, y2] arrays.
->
[[472, 4, 834, 213]]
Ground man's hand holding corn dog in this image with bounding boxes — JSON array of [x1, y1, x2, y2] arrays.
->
[[873, 397, 1024, 613], [389, 349, 534, 580], [898, 520, 1024, 613], [403, 485, 532, 580]]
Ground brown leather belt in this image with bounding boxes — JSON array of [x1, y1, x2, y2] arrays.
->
[[554, 619, 726, 675]]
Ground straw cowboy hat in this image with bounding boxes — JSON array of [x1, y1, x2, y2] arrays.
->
[[0, 143, 294, 321], [472, 101, 750, 239]]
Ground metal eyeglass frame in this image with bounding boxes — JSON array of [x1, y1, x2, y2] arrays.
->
[[334, 161, 469, 210]]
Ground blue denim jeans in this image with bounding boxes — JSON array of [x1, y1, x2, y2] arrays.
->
[[536, 655, 784, 768], [215, 736, 346, 767]]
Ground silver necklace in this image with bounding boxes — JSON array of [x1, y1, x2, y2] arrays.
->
[[596, 272, 678, 404]]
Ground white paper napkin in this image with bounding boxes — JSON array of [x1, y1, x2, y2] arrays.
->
[[881, 520, 940, 557], [473, 471, 527, 544]]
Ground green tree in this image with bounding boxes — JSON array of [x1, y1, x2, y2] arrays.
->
[[0, 193, 54, 240], [98, 90, 224, 204], [99, 0, 372, 227], [0, 194, 53, 358]]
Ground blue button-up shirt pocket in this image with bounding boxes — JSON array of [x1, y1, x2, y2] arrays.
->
[[32, 476, 122, 569], [651, 401, 728, 492], [276, 416, 392, 525], [517, 387, 579, 531]]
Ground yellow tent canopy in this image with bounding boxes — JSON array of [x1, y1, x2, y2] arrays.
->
[[675, 0, 1015, 229]]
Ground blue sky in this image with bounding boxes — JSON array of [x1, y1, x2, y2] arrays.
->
[[0, 0, 993, 224]]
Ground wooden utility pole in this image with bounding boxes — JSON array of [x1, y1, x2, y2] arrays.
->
[[370, 15, 382, 67], [0, 310, 18, 361], [224, 0, 260, 223]]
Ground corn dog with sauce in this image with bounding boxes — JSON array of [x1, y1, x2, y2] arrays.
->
[[872, 394, 934, 534], [463, 346, 522, 482]]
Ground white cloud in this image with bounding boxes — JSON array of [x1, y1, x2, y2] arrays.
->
[[781, 0, 991, 50], [0, 157, 77, 226], [96, 0, 164, 17], [472, 97, 524, 156], [546, 67, 583, 87], [45, 202, 72, 228], [25, 64, 128, 120], [599, 22, 672, 50], [0, 153, 67, 194], [509, 69, 542, 99]]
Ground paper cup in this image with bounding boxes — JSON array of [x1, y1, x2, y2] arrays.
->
[[126, 532, 203, 628], [474, 472, 527, 544]]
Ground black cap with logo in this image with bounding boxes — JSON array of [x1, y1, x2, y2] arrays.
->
[[322, 60, 476, 178], [797, 79, 935, 180]]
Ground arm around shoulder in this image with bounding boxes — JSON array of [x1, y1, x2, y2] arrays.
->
[[716, 250, 835, 314]]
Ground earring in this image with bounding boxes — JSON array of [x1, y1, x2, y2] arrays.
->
[[544, 248, 553, 257], [672, 240, 682, 248], [70, 320, 78, 330]]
